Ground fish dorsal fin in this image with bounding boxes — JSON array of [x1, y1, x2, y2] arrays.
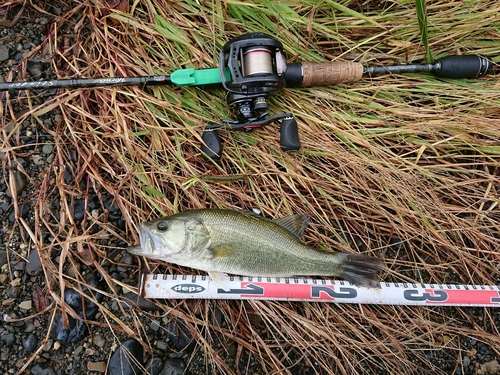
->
[[273, 213, 310, 239]]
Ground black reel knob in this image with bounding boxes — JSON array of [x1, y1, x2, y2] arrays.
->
[[280, 117, 300, 151], [201, 130, 223, 161]]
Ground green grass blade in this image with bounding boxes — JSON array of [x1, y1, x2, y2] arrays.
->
[[415, 0, 433, 62]]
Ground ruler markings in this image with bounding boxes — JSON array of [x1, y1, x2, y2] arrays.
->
[[140, 274, 500, 307]]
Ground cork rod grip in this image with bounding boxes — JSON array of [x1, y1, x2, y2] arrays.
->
[[301, 61, 364, 87]]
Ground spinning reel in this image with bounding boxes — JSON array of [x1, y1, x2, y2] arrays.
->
[[201, 33, 300, 161]]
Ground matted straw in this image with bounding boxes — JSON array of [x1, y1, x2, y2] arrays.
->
[[3, 1, 500, 374]]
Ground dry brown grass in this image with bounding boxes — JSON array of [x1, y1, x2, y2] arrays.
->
[[3, 0, 500, 374]]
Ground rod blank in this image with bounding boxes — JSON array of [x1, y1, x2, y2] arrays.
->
[[0, 75, 172, 92]]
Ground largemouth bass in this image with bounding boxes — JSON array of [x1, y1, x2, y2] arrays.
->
[[128, 209, 383, 288]]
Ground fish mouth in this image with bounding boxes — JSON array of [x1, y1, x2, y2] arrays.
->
[[127, 225, 153, 255], [127, 244, 142, 254]]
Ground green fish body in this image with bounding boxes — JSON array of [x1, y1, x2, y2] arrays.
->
[[128, 209, 383, 288]]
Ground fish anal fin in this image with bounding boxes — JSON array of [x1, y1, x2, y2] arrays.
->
[[273, 213, 310, 239], [208, 271, 231, 291]]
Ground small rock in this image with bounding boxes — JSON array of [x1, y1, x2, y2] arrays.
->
[[7, 286, 21, 298], [482, 359, 500, 374], [0, 346, 9, 361], [24, 322, 37, 333], [2, 298, 15, 306], [108, 339, 144, 375], [88, 361, 106, 373], [150, 320, 160, 332], [51, 6, 62, 16], [0, 333, 15, 347], [146, 356, 163, 375], [93, 334, 105, 348], [164, 320, 195, 352], [13, 260, 26, 271], [121, 253, 133, 265], [6, 168, 28, 198], [72, 199, 86, 221], [0, 250, 7, 267], [50, 275, 103, 344], [64, 168, 73, 184], [41, 144, 54, 154], [50, 312, 88, 345], [0, 199, 10, 213], [27, 60, 44, 80], [121, 292, 161, 311], [22, 333, 38, 352], [66, 263, 80, 278], [0, 45, 9, 62], [30, 364, 57, 375], [31, 155, 44, 166], [156, 341, 168, 351], [42, 338, 53, 351], [8, 204, 30, 223], [74, 345, 83, 356], [19, 300, 32, 310], [160, 359, 185, 375]]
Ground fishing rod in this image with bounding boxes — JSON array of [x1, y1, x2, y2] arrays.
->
[[0, 32, 493, 160]]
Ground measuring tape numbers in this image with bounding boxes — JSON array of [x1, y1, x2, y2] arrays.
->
[[141, 274, 500, 307]]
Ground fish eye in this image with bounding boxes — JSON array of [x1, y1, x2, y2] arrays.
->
[[156, 222, 168, 232]]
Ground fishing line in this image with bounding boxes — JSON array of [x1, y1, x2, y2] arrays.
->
[[243, 47, 274, 76]]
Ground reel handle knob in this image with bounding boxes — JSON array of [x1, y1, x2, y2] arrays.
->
[[435, 55, 493, 79], [201, 130, 223, 161], [280, 117, 301, 151]]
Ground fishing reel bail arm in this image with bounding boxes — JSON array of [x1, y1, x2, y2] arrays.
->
[[201, 33, 300, 161]]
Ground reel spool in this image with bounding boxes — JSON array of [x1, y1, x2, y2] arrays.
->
[[201, 33, 299, 161]]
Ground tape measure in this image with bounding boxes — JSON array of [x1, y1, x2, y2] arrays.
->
[[141, 274, 500, 307]]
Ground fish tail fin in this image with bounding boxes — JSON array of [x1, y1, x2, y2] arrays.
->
[[337, 254, 384, 288]]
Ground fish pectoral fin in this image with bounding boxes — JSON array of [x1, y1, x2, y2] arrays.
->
[[208, 271, 231, 291], [210, 244, 236, 259], [273, 213, 310, 239]]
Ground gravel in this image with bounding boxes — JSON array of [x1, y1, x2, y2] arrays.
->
[[0, 4, 203, 374]]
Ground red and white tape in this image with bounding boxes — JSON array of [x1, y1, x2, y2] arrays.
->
[[141, 274, 500, 307]]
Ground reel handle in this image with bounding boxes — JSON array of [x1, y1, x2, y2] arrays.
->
[[201, 130, 223, 161], [200, 114, 301, 161], [280, 117, 301, 151]]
